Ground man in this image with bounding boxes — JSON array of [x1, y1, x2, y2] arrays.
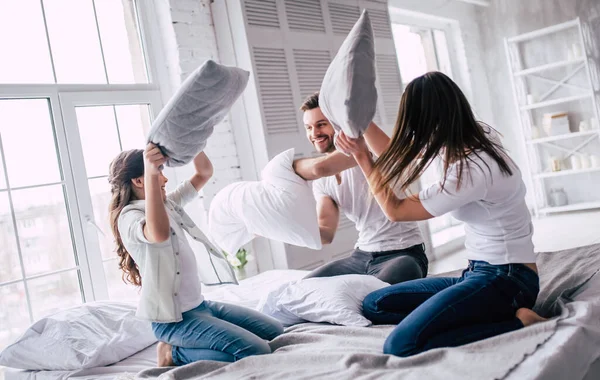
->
[[293, 92, 428, 284]]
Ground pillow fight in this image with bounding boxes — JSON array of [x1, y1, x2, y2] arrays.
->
[[106, 10, 547, 367]]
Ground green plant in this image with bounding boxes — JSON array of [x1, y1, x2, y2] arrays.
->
[[224, 248, 252, 269]]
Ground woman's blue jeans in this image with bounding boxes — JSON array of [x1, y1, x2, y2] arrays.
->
[[152, 300, 284, 365], [362, 260, 540, 357]]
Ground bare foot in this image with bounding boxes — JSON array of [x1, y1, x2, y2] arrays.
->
[[157, 341, 174, 367], [516, 308, 548, 327]]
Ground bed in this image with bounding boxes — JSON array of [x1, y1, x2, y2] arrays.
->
[[3, 270, 308, 380], [5, 245, 600, 380]]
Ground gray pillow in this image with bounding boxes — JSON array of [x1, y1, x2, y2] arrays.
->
[[319, 10, 377, 138], [147, 60, 249, 167]]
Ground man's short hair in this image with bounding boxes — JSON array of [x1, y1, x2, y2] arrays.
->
[[300, 92, 319, 111]]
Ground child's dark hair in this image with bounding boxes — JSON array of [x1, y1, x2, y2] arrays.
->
[[107, 149, 144, 286]]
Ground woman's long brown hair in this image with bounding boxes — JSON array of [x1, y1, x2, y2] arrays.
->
[[371, 71, 513, 196], [108, 149, 144, 286]]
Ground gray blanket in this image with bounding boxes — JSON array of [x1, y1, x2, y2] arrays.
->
[[135, 244, 600, 380]]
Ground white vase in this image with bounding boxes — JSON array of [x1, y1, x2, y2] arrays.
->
[[570, 155, 581, 170]]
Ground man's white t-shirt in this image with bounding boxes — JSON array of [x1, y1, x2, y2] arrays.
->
[[420, 133, 535, 265], [312, 165, 423, 252]]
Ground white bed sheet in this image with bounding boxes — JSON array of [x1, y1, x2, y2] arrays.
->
[[4, 269, 307, 380], [4, 343, 157, 380]]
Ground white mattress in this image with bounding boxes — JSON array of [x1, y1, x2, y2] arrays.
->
[[4, 269, 308, 380]]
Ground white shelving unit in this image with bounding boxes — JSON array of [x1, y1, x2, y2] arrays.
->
[[504, 18, 600, 215]]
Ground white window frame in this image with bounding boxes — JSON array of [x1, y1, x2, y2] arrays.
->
[[0, 1, 172, 307], [59, 90, 163, 300], [389, 8, 468, 258], [389, 7, 471, 100]]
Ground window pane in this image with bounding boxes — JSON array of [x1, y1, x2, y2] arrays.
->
[[104, 259, 140, 303], [12, 185, 76, 277], [88, 177, 113, 260], [392, 24, 428, 85], [0, 99, 61, 188], [28, 270, 82, 320], [95, 0, 148, 84], [0, 0, 54, 84], [115, 105, 151, 150], [43, 0, 106, 83], [0, 282, 30, 352], [0, 193, 21, 284], [76, 106, 121, 177], [0, 149, 6, 190]]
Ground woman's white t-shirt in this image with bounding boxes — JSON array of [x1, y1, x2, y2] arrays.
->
[[419, 141, 535, 265]]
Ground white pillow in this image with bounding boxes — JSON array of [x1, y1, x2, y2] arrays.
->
[[319, 10, 377, 139], [147, 60, 249, 167], [208, 149, 322, 255], [257, 275, 389, 327], [0, 302, 156, 370]]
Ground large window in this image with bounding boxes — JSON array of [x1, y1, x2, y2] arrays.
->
[[0, 0, 164, 360], [392, 22, 465, 249]]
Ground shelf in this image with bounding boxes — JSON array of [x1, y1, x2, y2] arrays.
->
[[539, 201, 600, 214], [528, 130, 600, 144], [520, 93, 593, 110], [513, 57, 586, 77], [507, 19, 579, 43], [535, 166, 600, 179]]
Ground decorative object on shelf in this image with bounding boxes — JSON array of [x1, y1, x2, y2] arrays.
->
[[549, 188, 569, 207], [224, 248, 253, 280], [580, 154, 592, 169], [570, 155, 582, 170], [550, 156, 562, 172], [543, 112, 570, 136], [505, 18, 600, 215]]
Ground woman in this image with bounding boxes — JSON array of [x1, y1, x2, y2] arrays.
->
[[108, 144, 283, 366], [336, 71, 547, 357]]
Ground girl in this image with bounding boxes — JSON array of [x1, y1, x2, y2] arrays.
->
[[108, 143, 283, 366], [335, 71, 547, 357]]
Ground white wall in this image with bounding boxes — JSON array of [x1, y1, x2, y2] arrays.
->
[[474, 0, 600, 209], [161, 0, 244, 208]]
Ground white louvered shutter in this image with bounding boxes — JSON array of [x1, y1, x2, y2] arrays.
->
[[293, 49, 331, 100], [328, 2, 361, 35], [376, 53, 403, 128], [252, 47, 298, 134], [244, 0, 280, 28], [214, 0, 403, 270], [285, 0, 326, 33]]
